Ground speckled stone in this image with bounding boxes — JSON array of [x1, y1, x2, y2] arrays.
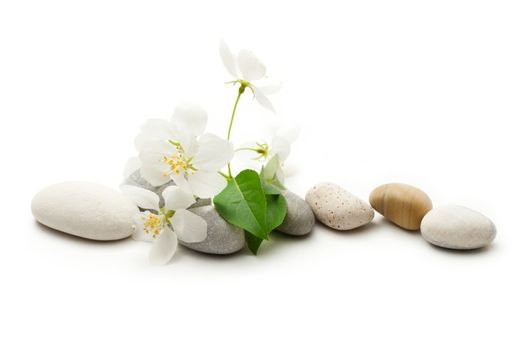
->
[[31, 181, 138, 240], [276, 191, 315, 236], [421, 205, 496, 250], [305, 182, 374, 230], [180, 206, 245, 254]]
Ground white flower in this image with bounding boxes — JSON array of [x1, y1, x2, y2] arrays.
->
[[237, 125, 299, 163], [121, 185, 207, 265], [219, 40, 281, 113], [237, 136, 290, 163], [136, 103, 234, 198]]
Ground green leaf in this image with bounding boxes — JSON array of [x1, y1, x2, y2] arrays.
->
[[214, 169, 271, 240], [260, 179, 283, 195], [261, 155, 286, 194], [243, 194, 286, 255], [262, 155, 280, 180], [214, 169, 288, 255], [245, 232, 264, 254]]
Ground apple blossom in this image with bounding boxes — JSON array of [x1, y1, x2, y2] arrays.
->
[[135, 103, 233, 198], [121, 184, 207, 265], [219, 40, 281, 113]]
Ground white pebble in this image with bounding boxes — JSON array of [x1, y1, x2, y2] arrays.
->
[[32, 182, 138, 241], [421, 205, 496, 250]]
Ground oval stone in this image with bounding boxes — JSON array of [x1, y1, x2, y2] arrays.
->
[[421, 205, 496, 250], [369, 183, 432, 230], [305, 183, 374, 230], [276, 191, 315, 236], [123, 170, 172, 208], [181, 206, 245, 254], [31, 182, 138, 240]]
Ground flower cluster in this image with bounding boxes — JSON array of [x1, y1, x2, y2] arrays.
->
[[123, 41, 296, 264]]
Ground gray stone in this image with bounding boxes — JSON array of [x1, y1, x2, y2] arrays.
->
[[276, 191, 315, 236], [31, 181, 138, 240], [123, 170, 173, 208], [124, 170, 211, 209], [306, 182, 374, 230], [421, 205, 496, 250], [180, 206, 245, 254]]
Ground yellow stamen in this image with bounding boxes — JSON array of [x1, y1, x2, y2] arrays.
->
[[161, 141, 196, 177], [142, 213, 162, 238]]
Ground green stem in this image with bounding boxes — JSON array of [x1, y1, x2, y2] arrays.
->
[[227, 89, 243, 141], [226, 87, 244, 177]]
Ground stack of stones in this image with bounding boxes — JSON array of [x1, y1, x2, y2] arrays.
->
[[31, 172, 496, 254], [123, 170, 316, 254], [305, 182, 496, 250], [30, 171, 317, 255]]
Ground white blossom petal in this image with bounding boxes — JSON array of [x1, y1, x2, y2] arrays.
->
[[139, 140, 174, 186], [171, 209, 207, 243], [256, 83, 282, 95], [140, 166, 171, 188], [170, 128, 196, 156], [236, 140, 262, 160], [281, 163, 298, 181], [134, 118, 177, 151], [230, 141, 262, 173], [187, 170, 227, 198], [253, 87, 276, 113], [162, 186, 196, 211], [276, 125, 300, 144], [219, 40, 239, 78], [132, 212, 155, 242], [271, 136, 291, 162], [121, 185, 160, 211], [170, 172, 193, 194], [237, 49, 266, 81], [123, 157, 141, 180], [171, 103, 208, 137], [149, 228, 178, 265], [193, 134, 234, 171]]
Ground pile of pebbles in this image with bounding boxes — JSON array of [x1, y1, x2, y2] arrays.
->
[[307, 182, 496, 250], [30, 175, 317, 255], [31, 175, 496, 255]]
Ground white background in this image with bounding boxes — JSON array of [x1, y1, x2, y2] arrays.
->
[[1, 1, 524, 349]]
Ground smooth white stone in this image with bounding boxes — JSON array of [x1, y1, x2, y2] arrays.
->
[[421, 205, 496, 250], [305, 182, 374, 230], [32, 182, 138, 241]]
